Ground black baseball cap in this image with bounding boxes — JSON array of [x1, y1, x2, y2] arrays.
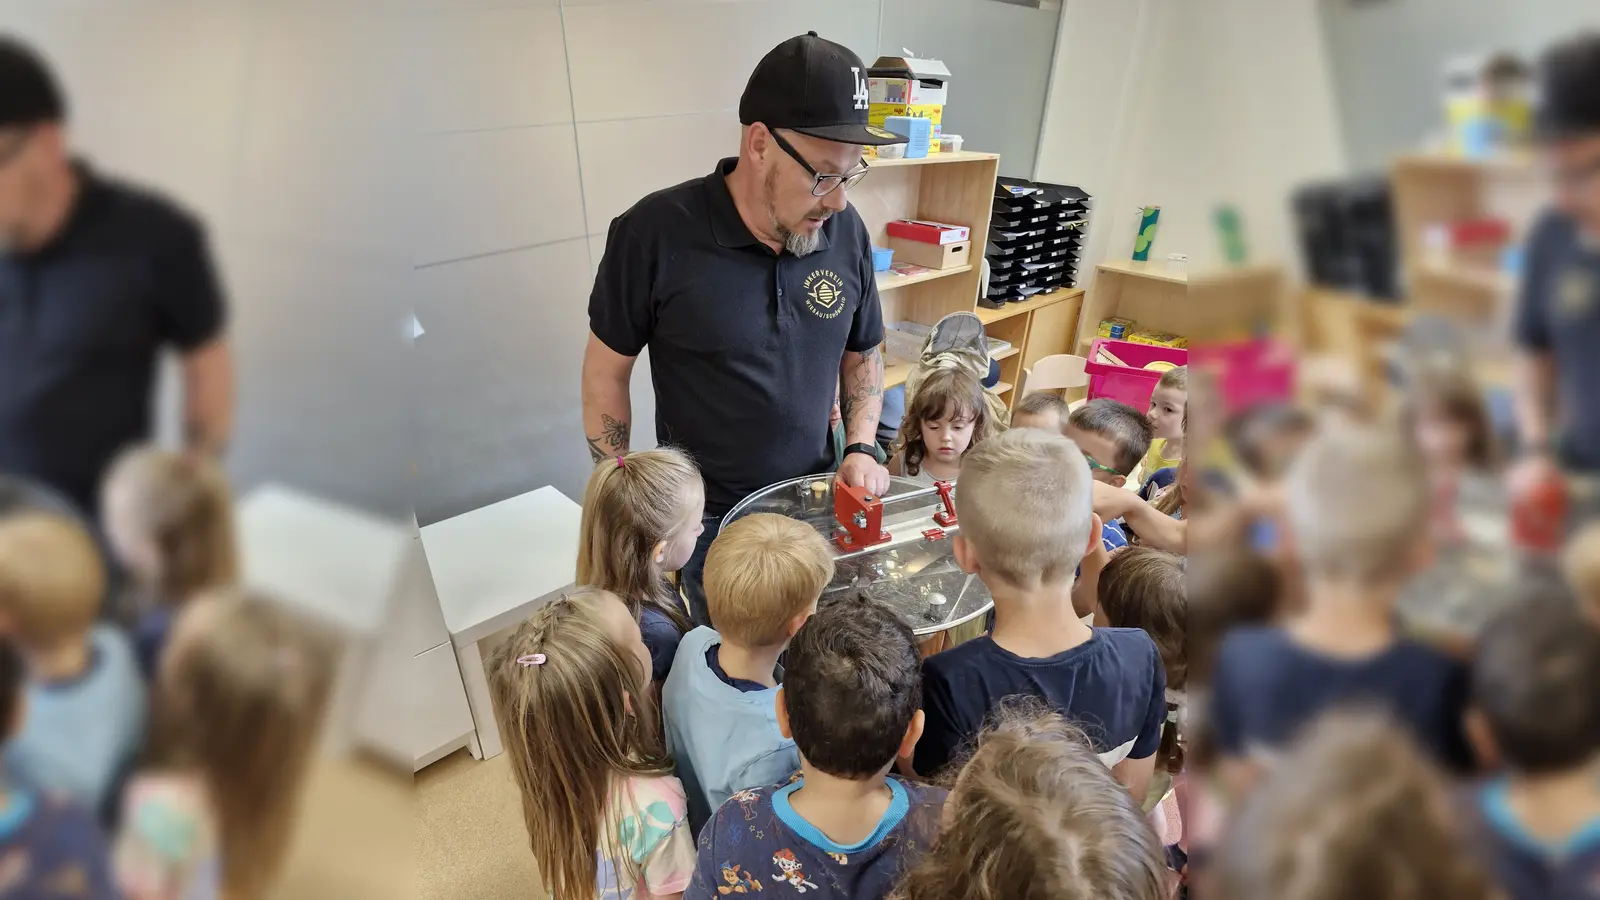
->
[[739, 32, 906, 146], [0, 35, 65, 129], [1534, 31, 1600, 140]]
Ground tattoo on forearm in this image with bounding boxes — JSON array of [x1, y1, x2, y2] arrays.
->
[[588, 413, 631, 462], [840, 347, 884, 427]]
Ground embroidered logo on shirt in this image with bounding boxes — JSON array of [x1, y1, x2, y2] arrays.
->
[[772, 849, 819, 892], [718, 863, 764, 894], [803, 270, 848, 320], [1557, 267, 1597, 318]]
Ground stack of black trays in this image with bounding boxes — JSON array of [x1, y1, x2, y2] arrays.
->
[[982, 176, 1090, 309]]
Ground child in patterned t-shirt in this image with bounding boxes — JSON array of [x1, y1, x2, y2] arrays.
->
[[686, 595, 944, 900]]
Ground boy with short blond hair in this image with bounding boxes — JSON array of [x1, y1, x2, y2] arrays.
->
[[0, 512, 145, 815], [913, 429, 1167, 802], [1010, 392, 1070, 435], [663, 512, 834, 832], [1211, 425, 1475, 785]]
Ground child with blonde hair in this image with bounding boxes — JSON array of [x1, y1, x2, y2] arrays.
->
[[0, 511, 144, 818], [662, 513, 834, 832], [1010, 391, 1069, 435], [890, 367, 999, 485], [1140, 365, 1187, 484], [914, 430, 1166, 803], [115, 588, 338, 900], [578, 449, 704, 683], [1209, 426, 1475, 794], [891, 705, 1170, 900], [490, 588, 695, 900], [101, 447, 238, 679], [1211, 710, 1496, 900]]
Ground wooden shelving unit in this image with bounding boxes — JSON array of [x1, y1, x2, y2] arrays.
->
[[851, 151, 1085, 412], [1075, 261, 1289, 358], [1390, 152, 1543, 326]]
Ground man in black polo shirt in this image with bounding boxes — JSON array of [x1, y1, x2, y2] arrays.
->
[[582, 33, 903, 625], [0, 37, 231, 517], [1511, 33, 1600, 519]]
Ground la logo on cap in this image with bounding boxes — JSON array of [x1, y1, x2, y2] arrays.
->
[[850, 66, 868, 111]]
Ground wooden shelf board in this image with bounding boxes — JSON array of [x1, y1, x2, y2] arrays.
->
[[993, 381, 1014, 396], [866, 150, 1000, 169], [1412, 260, 1514, 295], [875, 263, 973, 293], [976, 288, 1084, 324], [992, 346, 1019, 361], [1392, 151, 1536, 176], [1095, 258, 1188, 285]]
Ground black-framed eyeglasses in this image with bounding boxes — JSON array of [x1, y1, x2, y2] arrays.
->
[[767, 127, 869, 197]]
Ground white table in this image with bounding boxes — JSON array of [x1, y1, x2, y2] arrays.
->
[[419, 486, 583, 760]]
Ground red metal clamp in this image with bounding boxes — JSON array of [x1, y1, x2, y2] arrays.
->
[[833, 483, 892, 551], [932, 480, 958, 527]]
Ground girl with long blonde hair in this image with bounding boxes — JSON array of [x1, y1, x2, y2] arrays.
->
[[577, 448, 705, 685], [115, 588, 337, 900], [101, 447, 239, 678], [489, 588, 695, 900], [891, 704, 1171, 900]]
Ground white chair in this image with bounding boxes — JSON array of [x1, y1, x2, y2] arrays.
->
[[1025, 354, 1090, 391]]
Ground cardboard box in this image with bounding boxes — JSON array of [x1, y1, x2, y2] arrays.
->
[[868, 54, 950, 148], [888, 236, 970, 270], [1126, 329, 1189, 349], [887, 219, 970, 245]]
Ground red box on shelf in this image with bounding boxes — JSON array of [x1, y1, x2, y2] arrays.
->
[[886, 219, 970, 245]]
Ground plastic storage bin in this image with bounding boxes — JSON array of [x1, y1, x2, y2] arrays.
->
[[1085, 338, 1189, 410], [1191, 338, 1295, 415], [871, 246, 894, 272], [883, 115, 932, 158]]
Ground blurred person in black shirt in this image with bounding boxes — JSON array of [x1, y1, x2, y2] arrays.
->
[[1511, 33, 1600, 509], [0, 35, 231, 519]]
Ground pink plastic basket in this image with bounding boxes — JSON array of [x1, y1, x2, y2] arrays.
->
[[1192, 338, 1296, 414], [1085, 338, 1189, 410]]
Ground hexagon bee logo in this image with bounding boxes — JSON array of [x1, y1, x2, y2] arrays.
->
[[803, 269, 847, 320]]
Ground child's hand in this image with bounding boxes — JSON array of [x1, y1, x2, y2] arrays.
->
[[1092, 480, 1136, 520]]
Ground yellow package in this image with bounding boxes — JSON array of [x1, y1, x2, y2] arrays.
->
[[1097, 317, 1136, 339], [1126, 329, 1189, 349]]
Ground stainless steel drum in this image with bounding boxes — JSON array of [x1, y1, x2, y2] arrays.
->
[[721, 474, 992, 636]]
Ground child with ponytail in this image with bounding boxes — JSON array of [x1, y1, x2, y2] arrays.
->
[[577, 449, 705, 686], [490, 588, 695, 900]]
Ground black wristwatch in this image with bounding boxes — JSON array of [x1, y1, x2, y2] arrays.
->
[[844, 442, 879, 460]]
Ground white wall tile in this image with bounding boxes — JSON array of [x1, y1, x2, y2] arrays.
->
[[221, 236, 412, 518], [563, 0, 879, 122], [231, 124, 416, 260], [414, 123, 586, 265], [576, 111, 739, 233], [411, 239, 596, 523], [415, 7, 572, 133], [242, 4, 418, 133]]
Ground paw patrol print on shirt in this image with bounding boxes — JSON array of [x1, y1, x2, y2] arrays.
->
[[718, 863, 764, 894], [803, 270, 848, 320], [772, 849, 818, 892]]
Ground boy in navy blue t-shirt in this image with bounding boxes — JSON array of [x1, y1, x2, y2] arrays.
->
[[686, 594, 944, 899], [911, 429, 1167, 801], [1461, 591, 1600, 900], [1210, 426, 1475, 789]]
